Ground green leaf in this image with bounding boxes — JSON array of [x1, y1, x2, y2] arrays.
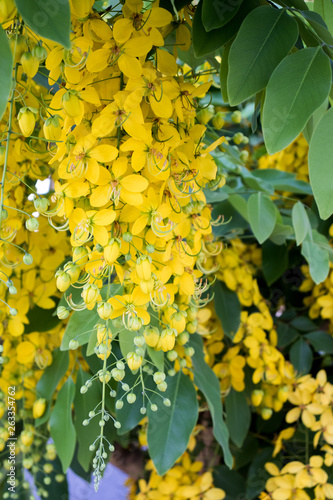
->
[[147, 371, 198, 475], [26, 303, 60, 333], [309, 107, 333, 220], [14, 0, 71, 48], [303, 97, 328, 144], [213, 281, 241, 339], [220, 40, 232, 103], [289, 338, 313, 374], [277, 323, 299, 348], [119, 328, 135, 358], [301, 10, 333, 46], [214, 466, 246, 500], [269, 222, 294, 245], [225, 388, 251, 448], [290, 316, 316, 331], [147, 346, 164, 372], [314, 0, 333, 32], [252, 169, 312, 195], [190, 334, 233, 468], [0, 26, 13, 121], [74, 369, 104, 472], [61, 307, 98, 351], [247, 192, 277, 243], [50, 378, 76, 472], [159, 0, 190, 13], [305, 330, 333, 353], [37, 349, 69, 400], [262, 241, 288, 285], [228, 6, 298, 105], [86, 329, 98, 356], [262, 47, 331, 154], [202, 0, 243, 31], [232, 435, 258, 470], [193, 0, 259, 57], [246, 447, 274, 499], [301, 239, 329, 284], [292, 201, 311, 246]]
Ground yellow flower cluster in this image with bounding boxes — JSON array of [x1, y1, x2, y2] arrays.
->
[[198, 239, 295, 418], [261, 370, 333, 499], [258, 134, 309, 182], [129, 452, 225, 500], [300, 264, 333, 332]]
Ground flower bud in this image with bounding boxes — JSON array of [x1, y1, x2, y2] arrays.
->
[[56, 270, 71, 292], [62, 90, 82, 118], [153, 372, 165, 385], [127, 393, 136, 404], [170, 312, 186, 334], [21, 430, 34, 447], [21, 52, 39, 78], [111, 368, 125, 381], [69, 339, 79, 350], [251, 389, 264, 407], [157, 381, 167, 392], [136, 256, 152, 281], [167, 350, 178, 362], [157, 329, 176, 352], [212, 111, 225, 130], [163, 398, 171, 407], [186, 321, 197, 334], [97, 301, 113, 320], [261, 407, 273, 420], [57, 306, 69, 320], [150, 404, 158, 412], [143, 326, 160, 348], [115, 400, 123, 410], [139, 278, 154, 294], [177, 331, 190, 346], [81, 283, 99, 307], [72, 246, 89, 265], [43, 115, 62, 141], [104, 239, 121, 264], [231, 110, 242, 123], [34, 197, 50, 213], [196, 106, 214, 125], [25, 216, 39, 232], [99, 371, 111, 383], [134, 335, 145, 347], [23, 253, 33, 265], [64, 262, 81, 283], [32, 44, 47, 62], [184, 347, 195, 357], [18, 107, 37, 137], [128, 315, 143, 331], [127, 351, 143, 371], [33, 399, 46, 419], [123, 232, 132, 242]]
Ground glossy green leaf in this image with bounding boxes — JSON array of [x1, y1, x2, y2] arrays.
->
[[301, 239, 330, 284], [0, 26, 13, 121], [305, 331, 333, 353], [37, 349, 69, 400], [247, 192, 277, 243], [262, 47, 331, 154], [290, 316, 316, 332], [246, 447, 274, 499], [290, 338, 313, 374], [147, 346, 164, 372], [119, 328, 135, 359], [50, 378, 76, 472], [213, 281, 241, 339], [193, 0, 259, 57], [190, 334, 232, 468], [228, 6, 298, 105], [314, 0, 333, 32], [25, 303, 60, 333], [14, 0, 71, 48], [220, 40, 232, 103], [147, 371, 198, 475], [202, 0, 243, 31], [251, 169, 312, 195], [309, 107, 333, 220], [277, 323, 299, 348], [214, 466, 246, 500], [303, 98, 328, 144], [74, 369, 104, 472], [225, 388, 251, 448], [292, 201, 311, 246], [262, 241, 288, 285]]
